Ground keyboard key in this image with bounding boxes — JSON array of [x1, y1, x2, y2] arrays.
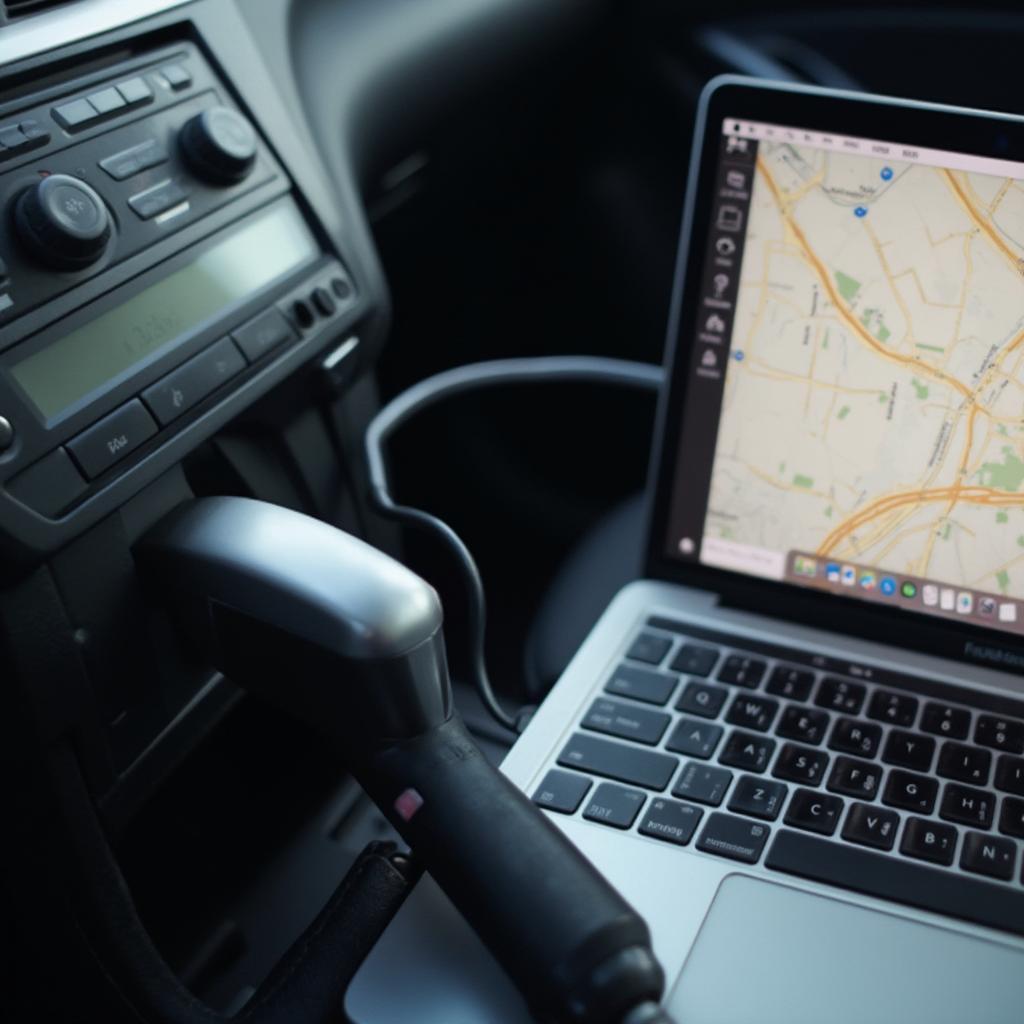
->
[[696, 812, 771, 864], [670, 643, 719, 678], [999, 796, 1024, 838], [936, 741, 991, 785], [639, 798, 703, 846], [717, 654, 766, 688], [532, 769, 591, 814], [605, 663, 677, 706], [676, 681, 728, 719], [765, 664, 814, 701], [867, 689, 918, 727], [828, 756, 881, 799], [960, 831, 1016, 881], [784, 788, 844, 835], [766, 830, 1024, 939], [996, 755, 1024, 796], [920, 702, 970, 740], [773, 743, 829, 785], [672, 762, 732, 806], [975, 715, 1024, 755], [728, 775, 788, 821], [625, 631, 672, 665], [776, 705, 830, 745], [940, 783, 995, 829], [558, 734, 678, 790], [665, 718, 723, 759], [724, 693, 779, 732], [842, 802, 899, 851], [815, 677, 866, 715], [828, 717, 882, 758], [900, 817, 957, 866], [882, 769, 938, 814], [583, 783, 646, 829], [720, 731, 775, 773], [882, 730, 935, 772], [582, 698, 670, 746]]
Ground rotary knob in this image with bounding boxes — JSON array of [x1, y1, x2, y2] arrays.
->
[[14, 174, 112, 271], [180, 106, 257, 184]]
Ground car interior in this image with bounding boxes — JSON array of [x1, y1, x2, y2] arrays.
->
[[5, 1, 1024, 1022]]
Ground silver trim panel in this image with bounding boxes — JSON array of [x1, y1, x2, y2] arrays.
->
[[0, 0, 194, 67]]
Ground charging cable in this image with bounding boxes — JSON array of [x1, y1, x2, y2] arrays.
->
[[365, 356, 665, 734]]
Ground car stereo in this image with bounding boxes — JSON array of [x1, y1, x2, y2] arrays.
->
[[0, 40, 360, 557]]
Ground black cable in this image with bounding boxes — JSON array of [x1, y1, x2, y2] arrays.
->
[[365, 356, 665, 735]]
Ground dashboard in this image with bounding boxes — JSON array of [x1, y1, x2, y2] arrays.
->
[[0, 0, 602, 1018], [0, 37, 359, 552]]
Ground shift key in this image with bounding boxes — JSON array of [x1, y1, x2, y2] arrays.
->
[[558, 733, 678, 791]]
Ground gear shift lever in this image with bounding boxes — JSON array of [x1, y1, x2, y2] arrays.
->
[[137, 497, 669, 1024]]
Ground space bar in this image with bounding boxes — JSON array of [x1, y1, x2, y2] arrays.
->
[[765, 829, 1024, 939]]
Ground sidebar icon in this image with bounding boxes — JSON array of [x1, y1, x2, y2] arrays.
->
[[694, 129, 756, 381]]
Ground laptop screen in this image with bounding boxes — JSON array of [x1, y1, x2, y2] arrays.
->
[[663, 113, 1024, 640]]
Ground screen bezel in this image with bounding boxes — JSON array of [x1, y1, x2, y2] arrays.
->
[[645, 74, 1024, 675]]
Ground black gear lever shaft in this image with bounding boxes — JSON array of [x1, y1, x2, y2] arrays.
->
[[136, 497, 668, 1024]]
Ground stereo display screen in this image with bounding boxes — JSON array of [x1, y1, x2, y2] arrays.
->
[[11, 203, 318, 420]]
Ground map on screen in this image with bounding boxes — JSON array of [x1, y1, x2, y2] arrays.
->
[[701, 125, 1024, 608]]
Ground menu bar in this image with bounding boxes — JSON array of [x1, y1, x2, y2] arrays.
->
[[723, 117, 1024, 181], [785, 551, 1022, 635]]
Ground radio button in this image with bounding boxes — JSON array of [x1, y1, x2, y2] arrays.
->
[[160, 65, 192, 90], [311, 287, 336, 318], [8, 448, 87, 518], [19, 119, 49, 143], [116, 77, 154, 107], [88, 87, 126, 115], [67, 400, 157, 480], [53, 98, 98, 129], [0, 125, 27, 151], [142, 338, 246, 426], [291, 299, 315, 330], [128, 179, 189, 220], [233, 308, 295, 362], [100, 138, 168, 181]]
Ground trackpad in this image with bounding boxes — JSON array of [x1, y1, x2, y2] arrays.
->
[[669, 874, 1024, 1024]]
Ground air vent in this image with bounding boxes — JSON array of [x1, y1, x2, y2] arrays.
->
[[4, 0, 77, 18]]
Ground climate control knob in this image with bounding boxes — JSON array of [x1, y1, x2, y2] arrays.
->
[[14, 174, 112, 271], [179, 106, 257, 184]]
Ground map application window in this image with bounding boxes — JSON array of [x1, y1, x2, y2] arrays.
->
[[668, 117, 1024, 635]]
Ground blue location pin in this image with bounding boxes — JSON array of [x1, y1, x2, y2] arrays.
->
[[733, 350, 745, 361], [880, 167, 894, 181], [854, 206, 868, 218]]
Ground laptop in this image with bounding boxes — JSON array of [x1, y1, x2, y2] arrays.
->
[[346, 75, 1024, 1023]]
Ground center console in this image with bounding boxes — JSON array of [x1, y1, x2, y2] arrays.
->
[[0, 37, 363, 557]]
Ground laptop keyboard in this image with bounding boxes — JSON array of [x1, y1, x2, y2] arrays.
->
[[536, 617, 1024, 939]]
